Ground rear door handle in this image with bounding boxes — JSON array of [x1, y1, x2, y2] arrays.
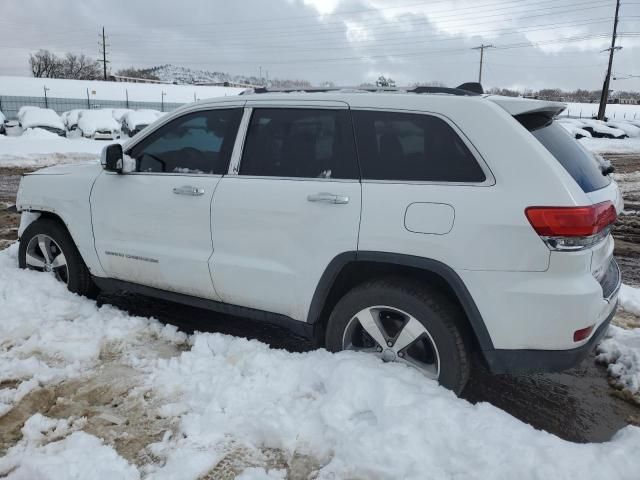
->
[[307, 192, 349, 204], [173, 185, 205, 196]]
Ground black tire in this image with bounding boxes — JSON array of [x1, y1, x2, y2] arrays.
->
[[325, 277, 471, 394], [19, 218, 97, 297]]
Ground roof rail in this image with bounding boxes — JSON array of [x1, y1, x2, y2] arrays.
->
[[244, 82, 483, 96]]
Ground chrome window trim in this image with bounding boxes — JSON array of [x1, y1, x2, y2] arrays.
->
[[351, 107, 496, 187], [227, 107, 253, 175], [221, 175, 359, 183]]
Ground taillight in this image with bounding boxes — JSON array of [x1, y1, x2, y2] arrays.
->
[[525, 201, 617, 251]]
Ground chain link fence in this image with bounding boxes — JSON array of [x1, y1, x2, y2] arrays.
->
[[0, 95, 184, 120]]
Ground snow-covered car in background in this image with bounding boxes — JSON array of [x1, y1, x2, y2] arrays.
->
[[0, 109, 6, 134], [61, 109, 84, 132], [606, 120, 640, 138], [556, 119, 592, 139], [580, 119, 627, 139], [19, 107, 66, 137], [121, 110, 159, 137], [77, 109, 121, 140], [111, 108, 133, 124]]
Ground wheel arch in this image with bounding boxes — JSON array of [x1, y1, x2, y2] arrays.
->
[[17, 208, 105, 277], [307, 251, 495, 353]]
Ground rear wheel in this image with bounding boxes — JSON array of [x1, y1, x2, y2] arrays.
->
[[326, 278, 471, 393], [19, 218, 97, 297]]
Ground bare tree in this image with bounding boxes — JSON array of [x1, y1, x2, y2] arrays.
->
[[63, 53, 102, 80], [30, 50, 103, 80], [29, 50, 62, 78], [376, 75, 396, 87]]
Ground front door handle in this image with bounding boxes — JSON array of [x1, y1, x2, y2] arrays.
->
[[307, 192, 349, 204], [173, 185, 205, 196]]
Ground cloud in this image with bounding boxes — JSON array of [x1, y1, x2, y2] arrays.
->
[[0, 0, 638, 91]]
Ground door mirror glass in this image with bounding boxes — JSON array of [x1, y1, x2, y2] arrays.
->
[[101, 144, 124, 173]]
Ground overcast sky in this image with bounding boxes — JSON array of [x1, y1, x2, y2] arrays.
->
[[1, 0, 639, 91]]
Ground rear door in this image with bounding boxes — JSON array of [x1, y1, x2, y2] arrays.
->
[[91, 106, 244, 299], [209, 102, 361, 321]]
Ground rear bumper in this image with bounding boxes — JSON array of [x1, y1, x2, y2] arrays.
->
[[483, 301, 616, 374]]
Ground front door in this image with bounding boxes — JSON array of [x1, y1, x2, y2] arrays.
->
[[210, 104, 362, 321], [91, 106, 244, 299]]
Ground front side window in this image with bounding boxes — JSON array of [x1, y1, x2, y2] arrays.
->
[[352, 110, 486, 182], [129, 108, 243, 174], [239, 108, 358, 179]]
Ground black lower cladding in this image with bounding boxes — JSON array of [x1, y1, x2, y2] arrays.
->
[[92, 276, 315, 339], [483, 302, 617, 374]]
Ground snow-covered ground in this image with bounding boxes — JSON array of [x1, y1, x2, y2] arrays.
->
[[0, 243, 639, 479], [564, 102, 640, 121], [597, 285, 640, 404], [0, 76, 245, 104], [0, 129, 108, 168]]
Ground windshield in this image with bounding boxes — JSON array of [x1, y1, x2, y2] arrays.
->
[[518, 114, 611, 193]]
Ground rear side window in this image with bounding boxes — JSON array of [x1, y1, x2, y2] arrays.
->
[[240, 108, 358, 179], [352, 110, 486, 182], [518, 114, 610, 193]]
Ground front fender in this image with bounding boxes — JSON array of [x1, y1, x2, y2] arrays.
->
[[16, 163, 106, 277]]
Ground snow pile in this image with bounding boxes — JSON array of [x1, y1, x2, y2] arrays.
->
[[596, 285, 640, 403], [1, 243, 640, 478], [620, 284, 640, 316], [19, 127, 61, 139], [19, 108, 65, 131], [123, 110, 159, 130], [597, 325, 640, 403], [0, 244, 185, 417], [0, 134, 116, 168], [0, 415, 139, 479], [77, 109, 121, 136]]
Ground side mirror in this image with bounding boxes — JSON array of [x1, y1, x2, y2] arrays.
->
[[101, 144, 124, 173]]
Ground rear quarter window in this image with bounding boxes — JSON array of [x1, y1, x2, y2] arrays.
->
[[352, 110, 486, 183], [517, 114, 610, 193]]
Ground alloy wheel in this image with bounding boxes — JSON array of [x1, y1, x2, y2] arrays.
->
[[25, 234, 69, 284], [342, 305, 440, 380]]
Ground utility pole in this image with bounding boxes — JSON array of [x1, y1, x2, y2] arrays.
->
[[597, 0, 622, 120], [472, 44, 494, 84], [98, 26, 110, 81]]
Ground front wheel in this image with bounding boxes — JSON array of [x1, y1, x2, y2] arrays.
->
[[19, 218, 97, 297], [325, 278, 471, 394]]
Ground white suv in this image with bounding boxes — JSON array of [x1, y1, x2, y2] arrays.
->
[[15, 88, 623, 393]]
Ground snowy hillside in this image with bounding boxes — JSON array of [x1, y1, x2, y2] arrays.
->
[[146, 65, 263, 86]]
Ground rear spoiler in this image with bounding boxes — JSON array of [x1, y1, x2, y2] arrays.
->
[[486, 95, 566, 119]]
